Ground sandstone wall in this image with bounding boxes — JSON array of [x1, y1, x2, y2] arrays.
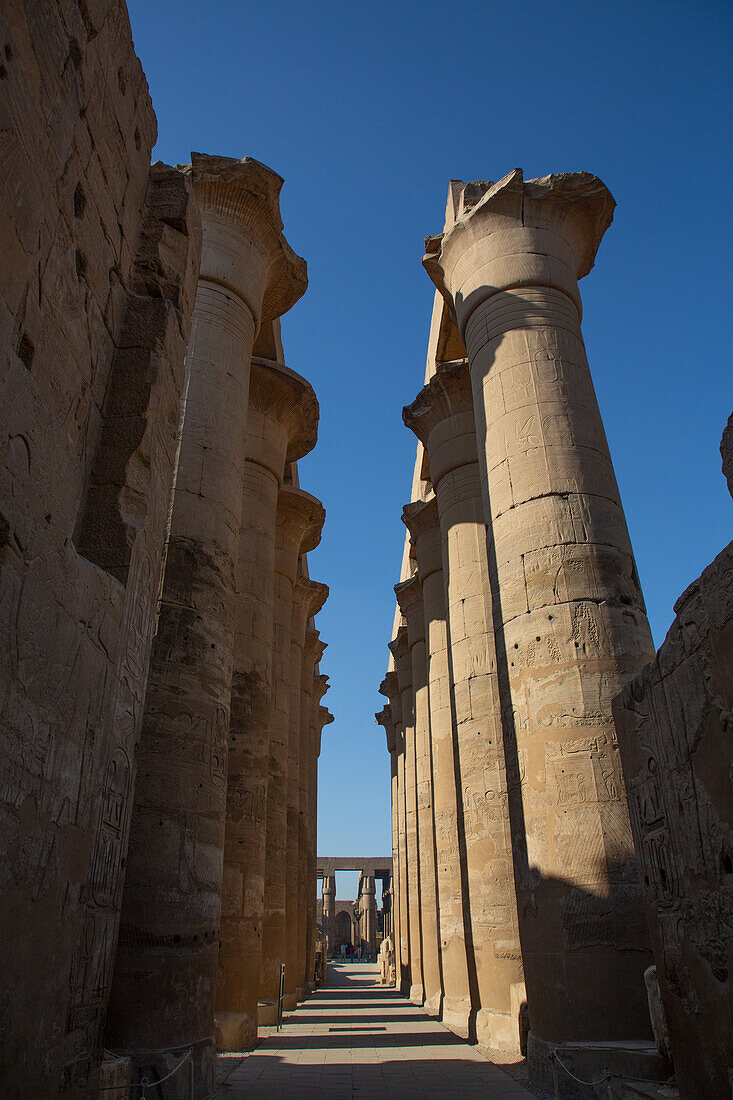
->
[[0, 2, 200, 1094], [612, 416, 733, 1100]]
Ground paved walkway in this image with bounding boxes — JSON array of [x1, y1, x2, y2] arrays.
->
[[215, 963, 534, 1098]]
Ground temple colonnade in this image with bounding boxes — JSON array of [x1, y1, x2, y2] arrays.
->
[[377, 170, 658, 1091]]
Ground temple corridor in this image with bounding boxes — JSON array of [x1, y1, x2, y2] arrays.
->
[[214, 964, 534, 1098]]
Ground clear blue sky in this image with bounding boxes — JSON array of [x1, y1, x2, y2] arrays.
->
[[127, 0, 732, 870]]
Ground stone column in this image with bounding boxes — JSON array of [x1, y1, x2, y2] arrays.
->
[[215, 358, 318, 1052], [259, 487, 324, 1023], [376, 692, 402, 988], [404, 358, 524, 1058], [285, 577, 328, 1008], [394, 578, 443, 1016], [322, 874, 336, 960], [306, 668, 329, 980], [360, 874, 378, 956], [298, 629, 327, 997], [107, 154, 307, 1093], [423, 170, 655, 1074], [388, 626, 420, 1000], [403, 494, 472, 1038]]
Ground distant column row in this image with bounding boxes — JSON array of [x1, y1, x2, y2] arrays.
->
[[378, 170, 657, 1088]]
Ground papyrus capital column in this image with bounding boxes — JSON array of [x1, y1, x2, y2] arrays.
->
[[107, 154, 307, 1095], [404, 358, 524, 1057], [260, 487, 325, 1022], [286, 576, 328, 1006], [423, 169, 654, 1081], [423, 168, 614, 337], [377, 671, 407, 991], [388, 626, 417, 998], [216, 358, 318, 1052], [394, 576, 442, 1014], [403, 493, 472, 1037], [359, 874, 378, 957], [301, 629, 325, 990]]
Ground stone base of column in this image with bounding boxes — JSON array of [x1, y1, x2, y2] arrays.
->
[[527, 1032, 672, 1099], [214, 1011, 258, 1052], [441, 997, 472, 1041], [295, 984, 305, 1002], [282, 992, 298, 1011], [409, 983, 424, 1005], [423, 990, 443, 1018], [122, 1038, 215, 1100], [475, 981, 526, 1064], [258, 1000, 279, 1026]]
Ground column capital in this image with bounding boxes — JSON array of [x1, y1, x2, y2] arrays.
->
[[312, 672, 330, 704], [292, 577, 328, 645], [375, 706, 397, 754], [402, 358, 472, 445], [303, 628, 326, 668], [293, 576, 329, 618], [402, 494, 439, 540], [276, 486, 325, 555], [388, 626, 411, 686], [422, 168, 615, 336], [317, 706, 334, 732], [248, 357, 319, 466], [378, 670, 400, 704], [402, 496, 442, 582], [394, 576, 425, 644], [188, 152, 308, 328]]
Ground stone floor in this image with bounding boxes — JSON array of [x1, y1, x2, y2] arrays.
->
[[214, 963, 535, 1098]]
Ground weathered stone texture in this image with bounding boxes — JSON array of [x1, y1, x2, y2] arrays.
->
[[613, 426, 733, 1099], [0, 3, 200, 1095]]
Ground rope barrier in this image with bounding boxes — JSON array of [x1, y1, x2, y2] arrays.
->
[[550, 1048, 615, 1088], [99, 1048, 193, 1095]]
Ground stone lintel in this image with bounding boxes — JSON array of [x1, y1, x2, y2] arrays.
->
[[249, 357, 319, 464], [277, 485, 326, 556], [402, 359, 472, 445], [317, 857, 393, 879], [187, 151, 307, 326], [422, 168, 615, 333]]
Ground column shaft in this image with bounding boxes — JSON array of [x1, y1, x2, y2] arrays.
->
[[390, 628, 422, 1002], [405, 497, 472, 1038], [396, 579, 443, 1015]]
